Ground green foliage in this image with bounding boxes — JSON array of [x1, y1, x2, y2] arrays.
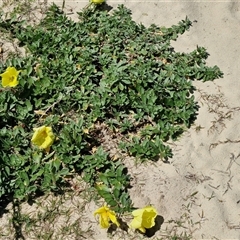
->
[[0, 3, 222, 210], [96, 160, 132, 213]]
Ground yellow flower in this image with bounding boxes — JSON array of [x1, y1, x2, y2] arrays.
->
[[31, 126, 55, 150], [94, 206, 119, 228], [129, 206, 157, 233], [91, 0, 105, 4], [0, 66, 21, 88]]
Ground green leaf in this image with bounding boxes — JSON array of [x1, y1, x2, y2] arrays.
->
[[59, 168, 69, 176]]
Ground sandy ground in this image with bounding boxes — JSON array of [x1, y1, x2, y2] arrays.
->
[[1, 0, 240, 239], [79, 1, 240, 239]]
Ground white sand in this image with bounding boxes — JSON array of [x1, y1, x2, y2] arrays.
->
[[1, 0, 240, 239], [72, 1, 240, 239]]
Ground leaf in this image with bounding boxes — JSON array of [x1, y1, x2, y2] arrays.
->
[[19, 171, 29, 187], [26, 65, 33, 76], [25, 99, 33, 111], [53, 158, 61, 171], [113, 188, 120, 199], [59, 168, 69, 176]]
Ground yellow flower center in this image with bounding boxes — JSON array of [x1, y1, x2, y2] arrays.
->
[[40, 130, 48, 139], [9, 76, 15, 82]]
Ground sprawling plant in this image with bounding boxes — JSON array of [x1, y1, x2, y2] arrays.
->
[[0, 3, 222, 212]]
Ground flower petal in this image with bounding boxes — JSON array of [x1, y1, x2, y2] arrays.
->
[[129, 215, 142, 230], [141, 206, 157, 229], [1, 67, 20, 87], [108, 210, 120, 227], [99, 212, 110, 228], [94, 206, 119, 229], [40, 136, 54, 149], [94, 206, 107, 216], [130, 206, 158, 232], [132, 208, 145, 217], [138, 226, 146, 233], [91, 0, 105, 4], [31, 126, 55, 149]]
